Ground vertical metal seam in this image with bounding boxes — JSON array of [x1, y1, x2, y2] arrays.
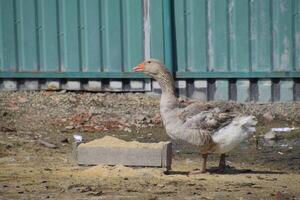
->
[[205, 0, 210, 72], [55, 0, 61, 72], [98, 0, 103, 72], [0, 0, 2, 68], [13, 0, 19, 71], [77, 0, 83, 72], [248, 0, 252, 72], [292, 0, 296, 71], [226, 0, 231, 71], [119, 0, 124, 72], [143, 0, 150, 60], [183, 0, 188, 72], [270, 0, 274, 71], [34, 0, 41, 72]]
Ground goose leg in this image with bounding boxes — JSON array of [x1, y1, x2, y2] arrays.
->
[[218, 154, 226, 173], [201, 154, 208, 173], [189, 154, 208, 175]]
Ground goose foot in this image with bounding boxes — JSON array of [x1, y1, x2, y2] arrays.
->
[[215, 154, 226, 173], [188, 169, 207, 175], [188, 154, 208, 175]]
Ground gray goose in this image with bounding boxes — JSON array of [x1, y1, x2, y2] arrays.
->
[[133, 59, 257, 174]]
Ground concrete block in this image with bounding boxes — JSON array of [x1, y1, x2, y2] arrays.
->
[[152, 81, 161, 94], [1, 80, 17, 91], [176, 80, 187, 98], [20, 80, 39, 90], [77, 136, 172, 169], [85, 80, 102, 91], [258, 79, 272, 102], [280, 79, 294, 102], [130, 80, 143, 90], [214, 80, 229, 101], [144, 79, 152, 91], [64, 80, 81, 90], [192, 80, 207, 101], [109, 80, 122, 91], [236, 80, 250, 102], [41, 80, 60, 90]]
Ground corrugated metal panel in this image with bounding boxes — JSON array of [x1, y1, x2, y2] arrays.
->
[[0, 0, 299, 79], [174, 0, 300, 77], [0, 0, 145, 76]]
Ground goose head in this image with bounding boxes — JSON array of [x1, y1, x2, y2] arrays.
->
[[133, 59, 169, 79], [133, 59, 175, 95]]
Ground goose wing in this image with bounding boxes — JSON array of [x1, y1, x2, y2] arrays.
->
[[181, 107, 235, 133]]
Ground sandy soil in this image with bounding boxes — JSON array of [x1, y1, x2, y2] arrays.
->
[[0, 91, 300, 199]]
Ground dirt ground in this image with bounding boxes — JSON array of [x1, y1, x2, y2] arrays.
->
[[0, 91, 300, 200]]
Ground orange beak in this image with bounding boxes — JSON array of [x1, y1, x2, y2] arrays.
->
[[133, 63, 145, 72]]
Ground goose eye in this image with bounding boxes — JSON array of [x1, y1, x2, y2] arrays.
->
[[147, 61, 151, 64]]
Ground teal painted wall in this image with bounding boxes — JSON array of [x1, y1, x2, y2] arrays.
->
[[0, 0, 300, 78]]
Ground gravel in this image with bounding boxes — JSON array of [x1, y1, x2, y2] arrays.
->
[[1, 91, 300, 134]]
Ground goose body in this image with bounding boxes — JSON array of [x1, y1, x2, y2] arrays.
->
[[133, 59, 257, 173]]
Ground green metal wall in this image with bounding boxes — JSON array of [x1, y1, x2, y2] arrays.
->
[[174, 0, 300, 78], [0, 0, 300, 78], [0, 0, 145, 78]]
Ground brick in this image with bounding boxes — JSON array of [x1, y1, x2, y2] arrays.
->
[[77, 136, 172, 169]]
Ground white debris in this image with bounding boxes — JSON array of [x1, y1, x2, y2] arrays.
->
[[271, 127, 295, 132], [73, 134, 83, 143]]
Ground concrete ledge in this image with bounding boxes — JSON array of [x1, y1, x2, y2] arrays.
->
[[63, 81, 81, 90], [236, 80, 250, 102], [192, 80, 207, 101], [85, 80, 102, 91], [130, 80, 143, 90], [109, 80, 122, 91], [41, 80, 61, 90], [20, 80, 39, 90], [1, 80, 17, 91], [77, 136, 172, 169], [280, 79, 293, 102], [214, 80, 229, 101], [258, 79, 272, 102]]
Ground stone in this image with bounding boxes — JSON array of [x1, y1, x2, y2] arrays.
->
[[77, 136, 172, 169]]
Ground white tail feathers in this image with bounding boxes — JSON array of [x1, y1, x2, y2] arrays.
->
[[212, 115, 257, 154]]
